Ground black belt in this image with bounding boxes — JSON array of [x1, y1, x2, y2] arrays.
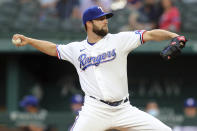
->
[[90, 96, 128, 106]]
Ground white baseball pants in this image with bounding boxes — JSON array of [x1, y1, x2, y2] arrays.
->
[[70, 96, 172, 131]]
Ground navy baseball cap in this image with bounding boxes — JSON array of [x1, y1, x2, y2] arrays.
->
[[20, 95, 38, 107], [82, 6, 113, 25], [71, 94, 84, 104], [184, 98, 197, 107]]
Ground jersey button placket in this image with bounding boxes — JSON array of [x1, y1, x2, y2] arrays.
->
[[95, 68, 106, 98], [92, 51, 105, 99], [95, 65, 109, 100]]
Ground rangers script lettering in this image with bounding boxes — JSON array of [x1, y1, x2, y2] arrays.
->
[[78, 49, 116, 70]]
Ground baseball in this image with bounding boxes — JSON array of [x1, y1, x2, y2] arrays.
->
[[12, 38, 22, 45]]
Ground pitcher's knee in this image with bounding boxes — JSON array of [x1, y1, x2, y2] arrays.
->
[[163, 126, 172, 131], [156, 124, 172, 131]]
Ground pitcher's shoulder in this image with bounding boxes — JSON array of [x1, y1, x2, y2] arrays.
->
[[68, 40, 86, 46], [109, 31, 135, 36], [106, 33, 122, 39]]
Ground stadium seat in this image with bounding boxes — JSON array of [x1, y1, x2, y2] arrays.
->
[[180, 2, 197, 32], [109, 8, 131, 33], [14, 13, 36, 31], [35, 16, 60, 32], [0, 1, 19, 31], [60, 18, 84, 33]]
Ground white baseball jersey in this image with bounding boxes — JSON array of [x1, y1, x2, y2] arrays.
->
[[56, 31, 172, 131], [56, 30, 145, 102]]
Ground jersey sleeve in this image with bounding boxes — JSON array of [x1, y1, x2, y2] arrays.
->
[[56, 43, 74, 64], [117, 30, 146, 53]]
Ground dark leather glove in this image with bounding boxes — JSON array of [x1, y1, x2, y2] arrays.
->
[[160, 36, 188, 60]]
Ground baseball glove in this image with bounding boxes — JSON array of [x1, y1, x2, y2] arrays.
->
[[160, 36, 188, 60]]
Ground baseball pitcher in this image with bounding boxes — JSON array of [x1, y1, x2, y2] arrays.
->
[[12, 6, 187, 131]]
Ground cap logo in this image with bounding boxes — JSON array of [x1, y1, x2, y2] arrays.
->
[[98, 6, 104, 12], [82, 6, 113, 25]]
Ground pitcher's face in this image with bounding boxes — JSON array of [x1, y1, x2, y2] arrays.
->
[[92, 16, 108, 37]]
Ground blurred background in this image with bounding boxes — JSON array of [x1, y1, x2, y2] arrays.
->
[[0, 0, 197, 131]]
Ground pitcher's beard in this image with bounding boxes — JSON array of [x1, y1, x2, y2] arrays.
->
[[92, 24, 108, 37]]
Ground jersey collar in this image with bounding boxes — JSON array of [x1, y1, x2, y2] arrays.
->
[[85, 34, 109, 48], [87, 40, 96, 46]]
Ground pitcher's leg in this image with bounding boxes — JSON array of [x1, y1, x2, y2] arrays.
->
[[126, 109, 171, 131], [115, 104, 172, 131], [70, 105, 111, 131], [71, 114, 109, 131]]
